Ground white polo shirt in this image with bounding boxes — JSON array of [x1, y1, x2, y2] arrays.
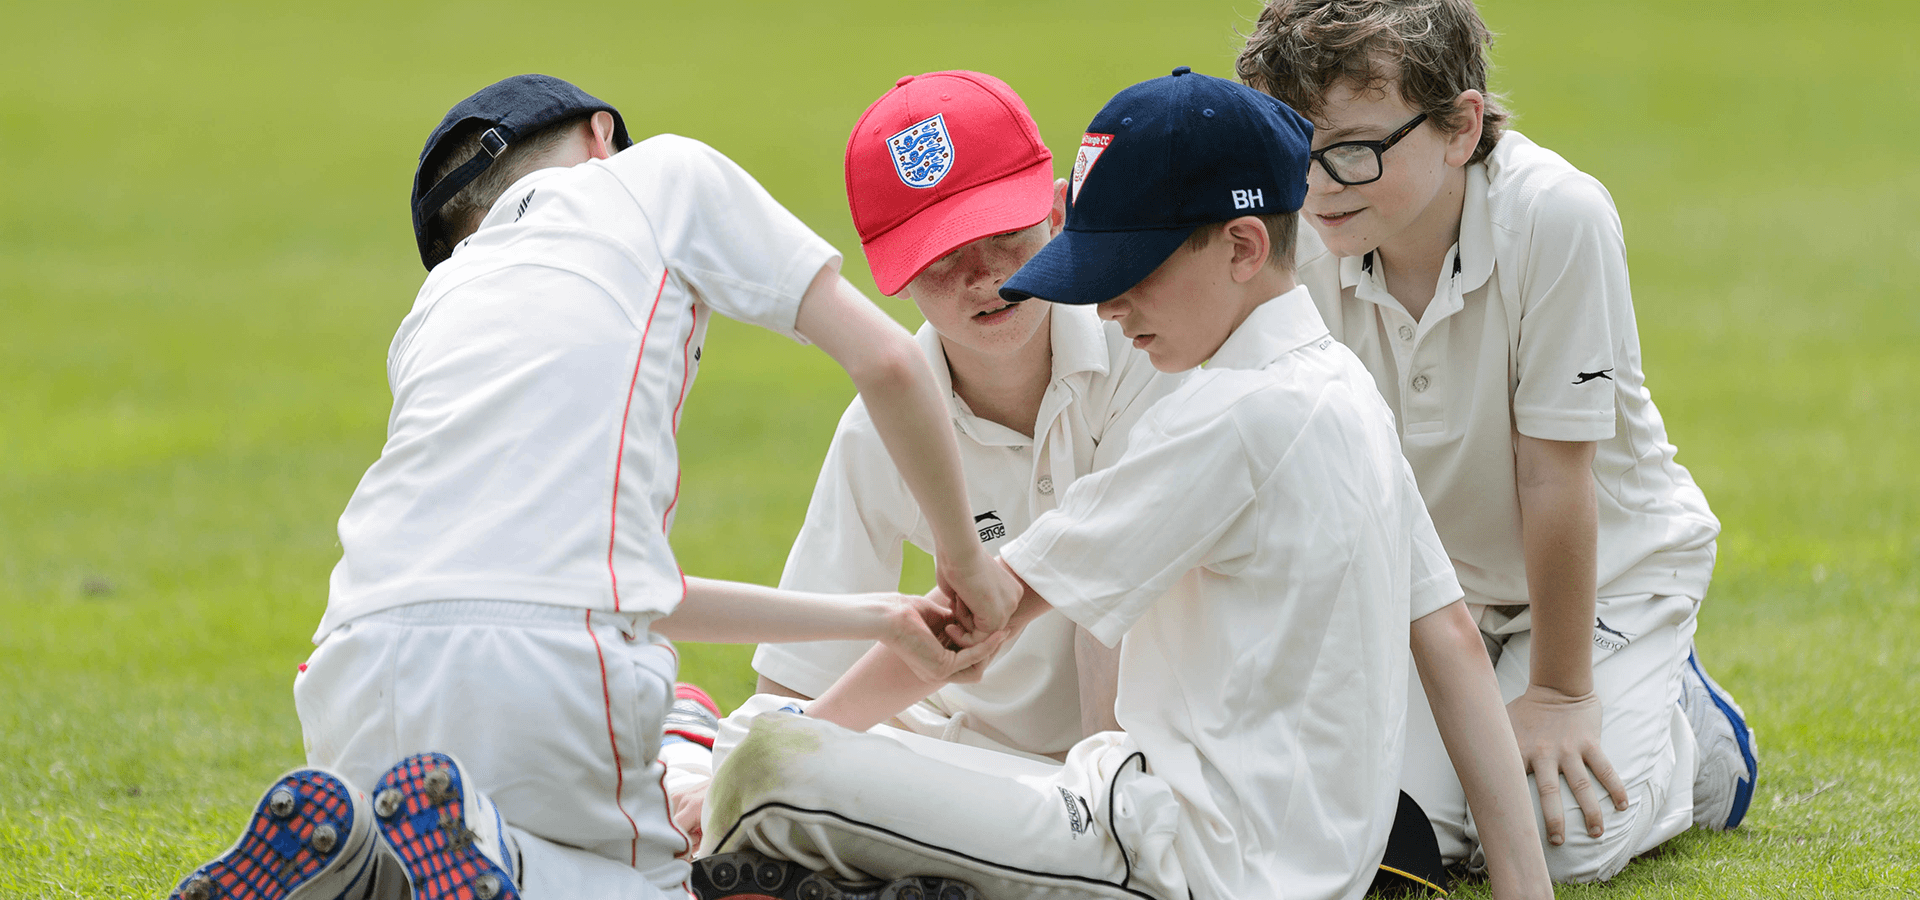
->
[[753, 305, 1177, 757], [1295, 131, 1719, 608], [318, 135, 839, 639], [1002, 286, 1461, 900]]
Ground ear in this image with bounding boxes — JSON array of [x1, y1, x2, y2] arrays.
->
[[1444, 90, 1485, 167], [1049, 178, 1068, 237], [1223, 216, 1273, 284], [587, 111, 617, 160]]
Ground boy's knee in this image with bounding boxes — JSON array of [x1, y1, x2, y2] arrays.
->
[[706, 713, 831, 833], [1539, 782, 1661, 883]]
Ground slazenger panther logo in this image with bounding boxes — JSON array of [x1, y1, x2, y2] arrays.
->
[[1593, 618, 1634, 652], [888, 114, 955, 189], [974, 511, 1006, 543], [1058, 787, 1093, 837], [1573, 368, 1614, 385]]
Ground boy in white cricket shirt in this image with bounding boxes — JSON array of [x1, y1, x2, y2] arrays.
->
[[167, 74, 1015, 900], [1237, 0, 1760, 882], [696, 69, 1552, 900], [751, 70, 1173, 757]]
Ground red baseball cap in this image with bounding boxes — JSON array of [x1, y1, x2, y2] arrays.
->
[[846, 71, 1055, 296]]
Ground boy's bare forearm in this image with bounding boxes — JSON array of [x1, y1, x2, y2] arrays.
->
[[807, 643, 946, 732], [657, 576, 892, 644], [1515, 435, 1598, 695], [793, 266, 1013, 631], [1412, 601, 1552, 899]]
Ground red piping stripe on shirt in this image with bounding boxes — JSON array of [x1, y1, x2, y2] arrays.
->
[[608, 268, 672, 612], [660, 304, 701, 532]]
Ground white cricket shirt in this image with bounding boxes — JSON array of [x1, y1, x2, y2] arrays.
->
[[1002, 287, 1462, 900], [318, 135, 839, 639], [754, 305, 1176, 757], [1295, 131, 1719, 607]]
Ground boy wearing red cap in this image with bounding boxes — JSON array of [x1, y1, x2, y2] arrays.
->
[[657, 67, 1174, 867]]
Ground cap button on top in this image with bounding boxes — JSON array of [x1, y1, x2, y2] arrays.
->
[[1171, 66, 1192, 76], [896, 75, 915, 86]]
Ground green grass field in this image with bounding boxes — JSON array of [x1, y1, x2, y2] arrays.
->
[[2, 0, 1916, 896]]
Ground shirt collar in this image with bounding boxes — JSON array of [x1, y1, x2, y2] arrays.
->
[[1207, 285, 1329, 371], [1335, 158, 1496, 302], [473, 166, 569, 233]]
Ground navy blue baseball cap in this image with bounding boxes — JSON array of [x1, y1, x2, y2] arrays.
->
[[412, 74, 633, 270], [1000, 66, 1313, 306]]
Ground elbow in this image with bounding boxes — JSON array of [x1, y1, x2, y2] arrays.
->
[[847, 332, 925, 396]]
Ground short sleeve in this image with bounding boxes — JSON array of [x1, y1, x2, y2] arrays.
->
[[607, 135, 840, 340], [1402, 461, 1464, 621], [753, 401, 922, 696], [1511, 175, 1626, 442], [1002, 381, 1259, 647]]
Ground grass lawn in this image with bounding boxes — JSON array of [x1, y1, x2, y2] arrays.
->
[[2, 0, 1915, 896]]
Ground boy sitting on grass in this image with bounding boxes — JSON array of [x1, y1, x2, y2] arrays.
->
[[695, 68, 1551, 900], [1237, 0, 1759, 882], [167, 73, 1015, 900]]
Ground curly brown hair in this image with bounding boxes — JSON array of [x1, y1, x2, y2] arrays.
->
[[1236, 0, 1509, 164]]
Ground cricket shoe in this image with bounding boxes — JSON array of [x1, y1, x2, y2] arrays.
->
[[1680, 646, 1759, 829], [692, 851, 980, 900], [667, 682, 722, 748], [372, 752, 520, 900], [170, 768, 387, 900]]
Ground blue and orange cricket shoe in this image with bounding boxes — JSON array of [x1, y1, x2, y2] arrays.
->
[[371, 752, 520, 900], [170, 768, 387, 900]]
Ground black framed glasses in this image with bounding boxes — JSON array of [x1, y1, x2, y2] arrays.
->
[[1309, 113, 1429, 185]]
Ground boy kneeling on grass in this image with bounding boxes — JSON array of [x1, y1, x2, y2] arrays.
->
[[696, 68, 1553, 900], [1237, 0, 1759, 882]]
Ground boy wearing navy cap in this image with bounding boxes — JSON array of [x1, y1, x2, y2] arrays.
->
[[700, 69, 1550, 900], [167, 74, 1018, 900]]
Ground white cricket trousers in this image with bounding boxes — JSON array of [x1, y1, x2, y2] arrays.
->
[[1400, 591, 1699, 882], [703, 696, 1187, 900], [293, 599, 693, 900]]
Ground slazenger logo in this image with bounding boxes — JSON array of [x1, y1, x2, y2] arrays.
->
[[1593, 618, 1634, 652], [974, 511, 1006, 543], [1058, 787, 1093, 837], [1071, 133, 1114, 204]]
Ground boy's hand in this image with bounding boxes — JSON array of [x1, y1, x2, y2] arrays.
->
[[879, 589, 1008, 684], [670, 781, 707, 858], [1507, 684, 1629, 847], [935, 550, 1022, 636]]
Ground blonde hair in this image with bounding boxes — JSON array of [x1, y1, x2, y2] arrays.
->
[[1237, 0, 1509, 164]]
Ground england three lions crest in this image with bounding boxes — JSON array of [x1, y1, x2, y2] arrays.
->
[[889, 114, 955, 189]]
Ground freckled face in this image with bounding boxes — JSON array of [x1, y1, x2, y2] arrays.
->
[[1303, 81, 1456, 259], [902, 218, 1053, 357]]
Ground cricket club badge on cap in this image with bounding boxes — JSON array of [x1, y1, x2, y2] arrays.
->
[[1070, 133, 1113, 204], [888, 113, 956, 189]]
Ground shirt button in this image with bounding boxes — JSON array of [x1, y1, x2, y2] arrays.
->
[[1411, 374, 1431, 393], [1038, 476, 1054, 494], [1397, 324, 1414, 341]]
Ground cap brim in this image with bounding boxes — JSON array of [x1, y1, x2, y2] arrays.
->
[[1000, 225, 1197, 305], [862, 158, 1055, 296]]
